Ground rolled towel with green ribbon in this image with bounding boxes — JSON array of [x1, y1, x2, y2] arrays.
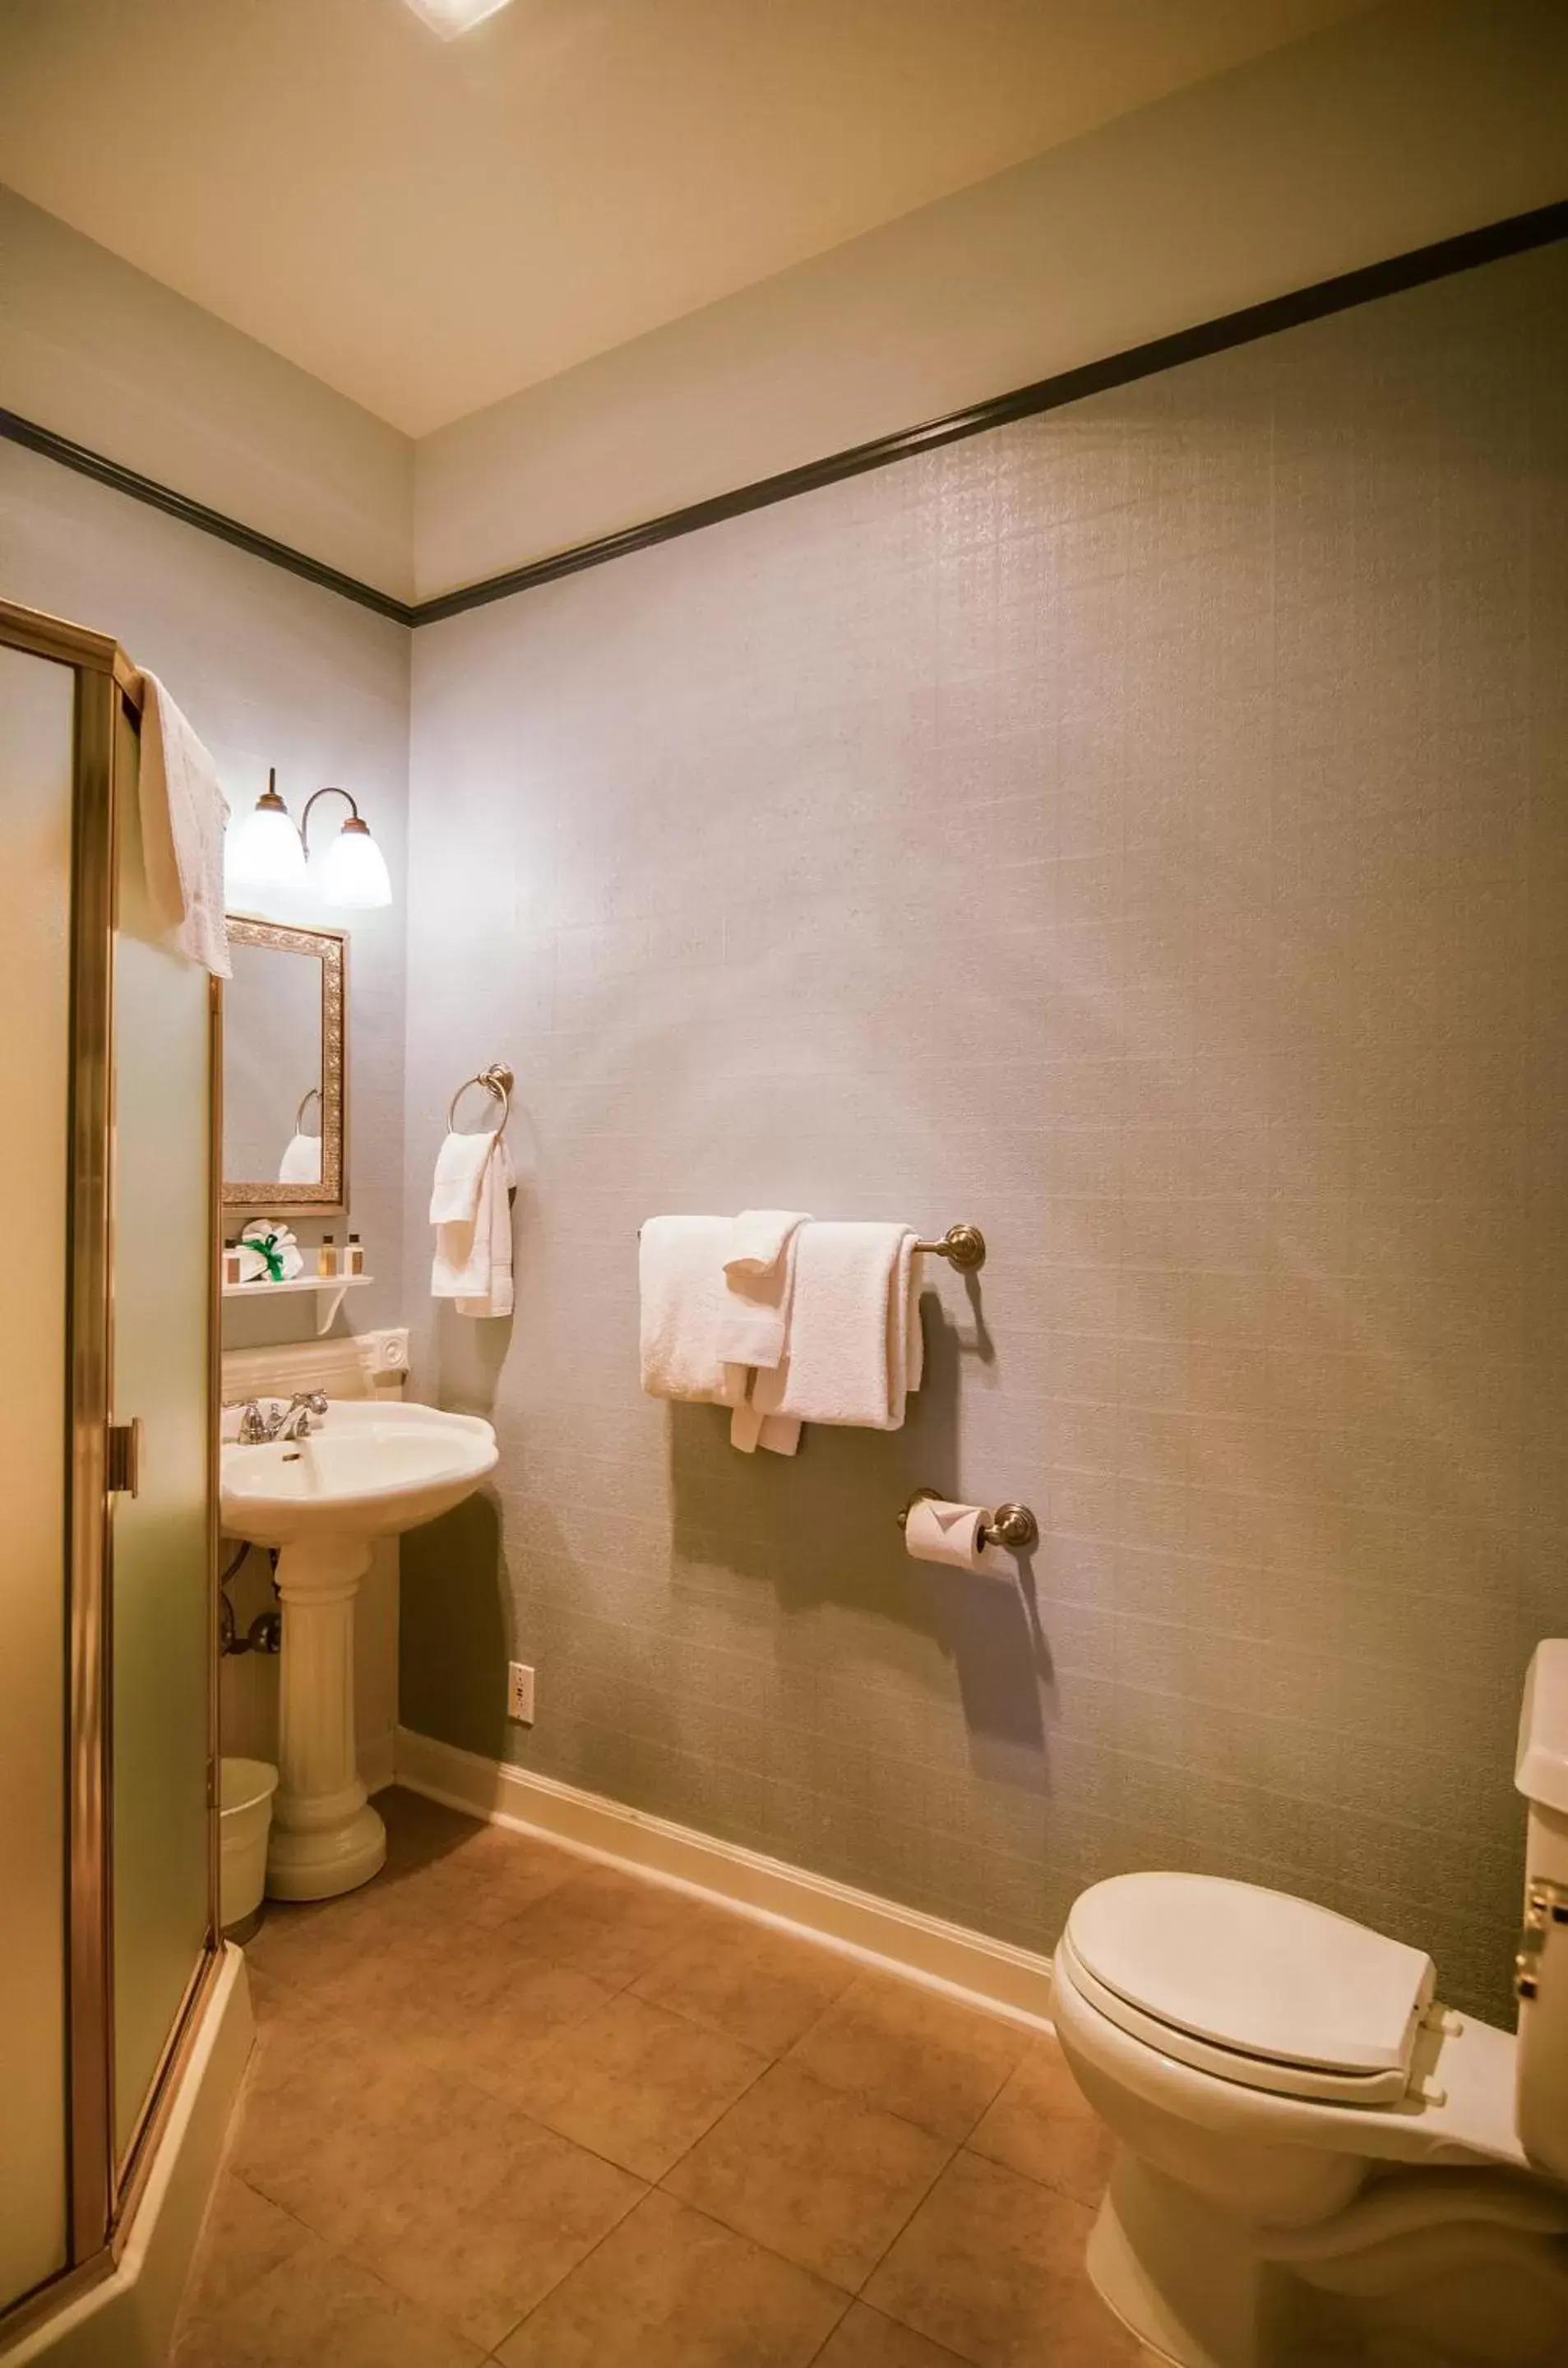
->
[[238, 1219, 304, 1283]]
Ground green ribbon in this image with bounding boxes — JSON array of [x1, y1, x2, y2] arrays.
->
[[243, 1227, 289, 1282]]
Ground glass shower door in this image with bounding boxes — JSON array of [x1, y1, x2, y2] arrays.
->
[[109, 692, 218, 2169], [0, 642, 75, 2310]]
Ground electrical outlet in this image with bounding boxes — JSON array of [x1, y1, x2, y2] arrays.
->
[[507, 1662, 535, 1723]]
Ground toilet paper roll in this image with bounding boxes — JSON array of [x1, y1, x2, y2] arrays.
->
[[903, 1497, 992, 1573]]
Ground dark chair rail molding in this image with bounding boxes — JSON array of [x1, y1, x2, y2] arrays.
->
[[6, 198, 1565, 630]]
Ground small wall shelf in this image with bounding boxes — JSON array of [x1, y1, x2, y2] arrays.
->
[[220, 1273, 372, 1336]]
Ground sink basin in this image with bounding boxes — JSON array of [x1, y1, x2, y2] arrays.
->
[[220, 1399, 497, 1546], [220, 1398, 497, 1904]]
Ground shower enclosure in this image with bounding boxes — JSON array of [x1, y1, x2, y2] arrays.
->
[[0, 598, 221, 2340]]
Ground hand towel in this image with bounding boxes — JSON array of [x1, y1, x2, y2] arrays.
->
[[749, 1222, 923, 1431], [728, 1399, 803, 1457], [638, 1217, 747, 1408], [429, 1129, 495, 1225], [715, 1208, 811, 1370], [279, 1131, 323, 1185], [432, 1134, 515, 1316], [138, 673, 230, 977]]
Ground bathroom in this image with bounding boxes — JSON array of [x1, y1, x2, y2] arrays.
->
[[2, 2, 1567, 2363]]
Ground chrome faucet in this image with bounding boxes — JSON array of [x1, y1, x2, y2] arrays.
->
[[276, 1391, 328, 1442], [223, 1391, 328, 1445]]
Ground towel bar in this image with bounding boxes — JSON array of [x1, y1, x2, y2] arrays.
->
[[447, 1063, 513, 1135], [914, 1223, 986, 1272], [634, 1219, 986, 1267]]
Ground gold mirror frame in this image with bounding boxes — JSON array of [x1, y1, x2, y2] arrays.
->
[[221, 915, 347, 1215]]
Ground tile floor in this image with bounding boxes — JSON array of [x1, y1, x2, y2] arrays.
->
[[174, 1788, 1145, 2366]]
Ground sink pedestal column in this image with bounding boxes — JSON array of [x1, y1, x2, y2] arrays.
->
[[266, 1533, 386, 1901]]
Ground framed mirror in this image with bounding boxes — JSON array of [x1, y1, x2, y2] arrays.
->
[[222, 916, 347, 1214]]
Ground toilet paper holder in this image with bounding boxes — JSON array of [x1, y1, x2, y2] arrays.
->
[[896, 1487, 1039, 1552]]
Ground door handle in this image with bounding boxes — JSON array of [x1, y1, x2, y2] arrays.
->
[[106, 1418, 142, 1496]]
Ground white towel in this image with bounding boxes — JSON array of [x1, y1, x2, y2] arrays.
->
[[432, 1134, 515, 1316], [138, 673, 230, 977], [279, 1131, 323, 1185], [749, 1222, 923, 1432], [429, 1129, 494, 1225], [715, 1209, 811, 1370], [638, 1217, 747, 1408]]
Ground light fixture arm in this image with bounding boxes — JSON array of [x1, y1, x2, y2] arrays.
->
[[299, 784, 364, 856]]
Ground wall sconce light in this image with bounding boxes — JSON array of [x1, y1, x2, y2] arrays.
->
[[301, 786, 394, 909], [225, 768, 307, 895], [224, 772, 392, 909]]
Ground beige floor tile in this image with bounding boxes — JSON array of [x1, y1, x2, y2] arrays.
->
[[506, 1861, 720, 1984], [345, 2092, 645, 2350], [407, 1952, 617, 2102], [864, 2149, 1144, 2368], [377, 1785, 485, 1873], [170, 2227, 483, 2367], [229, 2028, 452, 2249], [664, 2059, 949, 2293], [521, 1989, 767, 2178], [494, 2188, 845, 2367], [786, 1970, 1031, 2141], [630, 1910, 857, 2055], [967, 2037, 1117, 2207], [174, 2175, 312, 2333], [812, 2301, 974, 2366]]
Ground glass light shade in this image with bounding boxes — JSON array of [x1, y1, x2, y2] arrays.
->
[[224, 793, 306, 895], [402, 0, 515, 37], [312, 816, 392, 909]]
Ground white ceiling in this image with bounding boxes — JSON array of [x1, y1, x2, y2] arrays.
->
[[0, 0, 1374, 437]]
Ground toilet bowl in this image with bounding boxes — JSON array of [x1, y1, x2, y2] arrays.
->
[[1052, 1642, 1568, 2368]]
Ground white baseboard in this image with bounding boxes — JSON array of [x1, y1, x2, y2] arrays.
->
[[7, 1949, 253, 2367], [360, 1728, 396, 1796], [394, 1726, 1054, 2030]]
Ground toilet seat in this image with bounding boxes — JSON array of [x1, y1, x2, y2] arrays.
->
[[1064, 1873, 1437, 2107]]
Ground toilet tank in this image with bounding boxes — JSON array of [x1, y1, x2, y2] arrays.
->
[[1514, 1639, 1568, 2180]]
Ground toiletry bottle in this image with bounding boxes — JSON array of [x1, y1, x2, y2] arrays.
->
[[223, 1239, 243, 1286], [317, 1234, 338, 1279], [345, 1233, 364, 1277]]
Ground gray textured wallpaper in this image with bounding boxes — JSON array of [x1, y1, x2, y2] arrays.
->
[[402, 242, 1568, 2019]]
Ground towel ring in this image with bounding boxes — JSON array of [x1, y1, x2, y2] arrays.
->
[[294, 1086, 322, 1135], [447, 1063, 514, 1135]]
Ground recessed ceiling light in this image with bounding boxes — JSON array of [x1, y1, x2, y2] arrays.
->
[[401, 0, 516, 39]]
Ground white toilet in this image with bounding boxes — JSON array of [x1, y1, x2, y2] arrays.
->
[[1052, 1640, 1568, 2368]]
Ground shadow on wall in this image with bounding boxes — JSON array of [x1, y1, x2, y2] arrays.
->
[[668, 1284, 1053, 1792], [400, 1487, 512, 1766]]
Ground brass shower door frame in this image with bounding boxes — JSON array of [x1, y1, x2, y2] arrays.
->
[[0, 597, 223, 2338]]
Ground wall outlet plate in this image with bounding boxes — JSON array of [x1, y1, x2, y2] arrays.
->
[[507, 1662, 535, 1723]]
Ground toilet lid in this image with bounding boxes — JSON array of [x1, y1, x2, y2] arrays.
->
[[1066, 1874, 1436, 2091]]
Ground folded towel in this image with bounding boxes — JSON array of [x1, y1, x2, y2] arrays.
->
[[638, 1217, 747, 1408], [279, 1131, 323, 1185], [728, 1399, 803, 1457], [749, 1222, 923, 1431], [715, 1208, 811, 1371], [429, 1129, 494, 1225], [138, 673, 230, 978], [724, 1209, 812, 1278], [432, 1135, 516, 1316]]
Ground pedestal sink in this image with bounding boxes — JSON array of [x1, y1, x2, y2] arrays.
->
[[220, 1400, 497, 1901]]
